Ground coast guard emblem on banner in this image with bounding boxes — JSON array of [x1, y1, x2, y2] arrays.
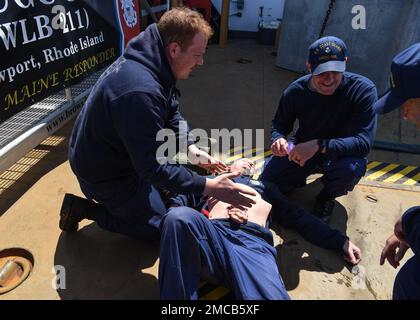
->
[[121, 0, 138, 28], [116, 0, 140, 48]]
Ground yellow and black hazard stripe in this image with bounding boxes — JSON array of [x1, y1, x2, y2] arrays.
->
[[365, 161, 420, 186], [224, 147, 420, 186]]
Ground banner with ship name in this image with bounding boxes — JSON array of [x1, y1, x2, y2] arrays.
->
[[0, 0, 141, 124]]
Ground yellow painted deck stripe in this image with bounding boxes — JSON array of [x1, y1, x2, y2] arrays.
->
[[365, 164, 400, 181], [367, 161, 383, 171], [251, 159, 266, 180], [227, 149, 419, 185], [402, 172, 420, 186], [254, 160, 265, 169], [230, 145, 247, 153], [252, 173, 261, 180], [226, 149, 256, 163], [251, 150, 272, 179], [226, 145, 249, 158], [200, 287, 230, 300], [383, 166, 417, 183], [225, 146, 249, 162], [226, 147, 261, 163], [249, 150, 272, 162]]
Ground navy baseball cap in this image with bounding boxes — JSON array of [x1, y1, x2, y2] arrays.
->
[[374, 43, 420, 114], [308, 36, 347, 75]]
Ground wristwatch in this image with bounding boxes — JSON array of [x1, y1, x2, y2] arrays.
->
[[317, 139, 327, 154]]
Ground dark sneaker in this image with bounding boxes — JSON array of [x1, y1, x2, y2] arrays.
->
[[59, 193, 88, 232], [312, 199, 335, 223]]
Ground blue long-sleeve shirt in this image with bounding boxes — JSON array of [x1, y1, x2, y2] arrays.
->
[[69, 24, 205, 204], [402, 206, 420, 256], [271, 73, 378, 158]]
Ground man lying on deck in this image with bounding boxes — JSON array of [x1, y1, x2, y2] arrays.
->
[[159, 158, 361, 300]]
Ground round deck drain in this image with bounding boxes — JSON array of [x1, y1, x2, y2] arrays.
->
[[0, 248, 34, 295]]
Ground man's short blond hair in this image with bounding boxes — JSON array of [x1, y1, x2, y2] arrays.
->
[[158, 7, 214, 50]]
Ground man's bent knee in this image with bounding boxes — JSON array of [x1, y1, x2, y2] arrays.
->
[[334, 157, 366, 177], [162, 206, 204, 229]]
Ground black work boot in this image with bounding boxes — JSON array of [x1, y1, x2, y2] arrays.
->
[[312, 196, 335, 223], [59, 193, 92, 232]]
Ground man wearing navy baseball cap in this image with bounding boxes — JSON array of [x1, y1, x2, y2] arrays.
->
[[378, 43, 420, 300], [374, 43, 420, 124], [308, 36, 347, 77], [260, 36, 377, 223]]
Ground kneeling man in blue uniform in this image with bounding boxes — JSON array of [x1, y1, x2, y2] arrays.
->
[[59, 8, 256, 240], [260, 36, 377, 223], [159, 159, 362, 300], [376, 43, 420, 300]]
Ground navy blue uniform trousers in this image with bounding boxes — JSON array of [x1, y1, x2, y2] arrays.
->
[[393, 255, 420, 300], [259, 154, 367, 199], [158, 176, 347, 300], [392, 206, 420, 300], [159, 207, 290, 300], [79, 180, 167, 240]]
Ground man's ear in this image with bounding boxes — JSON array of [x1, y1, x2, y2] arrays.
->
[[306, 62, 312, 73], [167, 42, 181, 59]]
